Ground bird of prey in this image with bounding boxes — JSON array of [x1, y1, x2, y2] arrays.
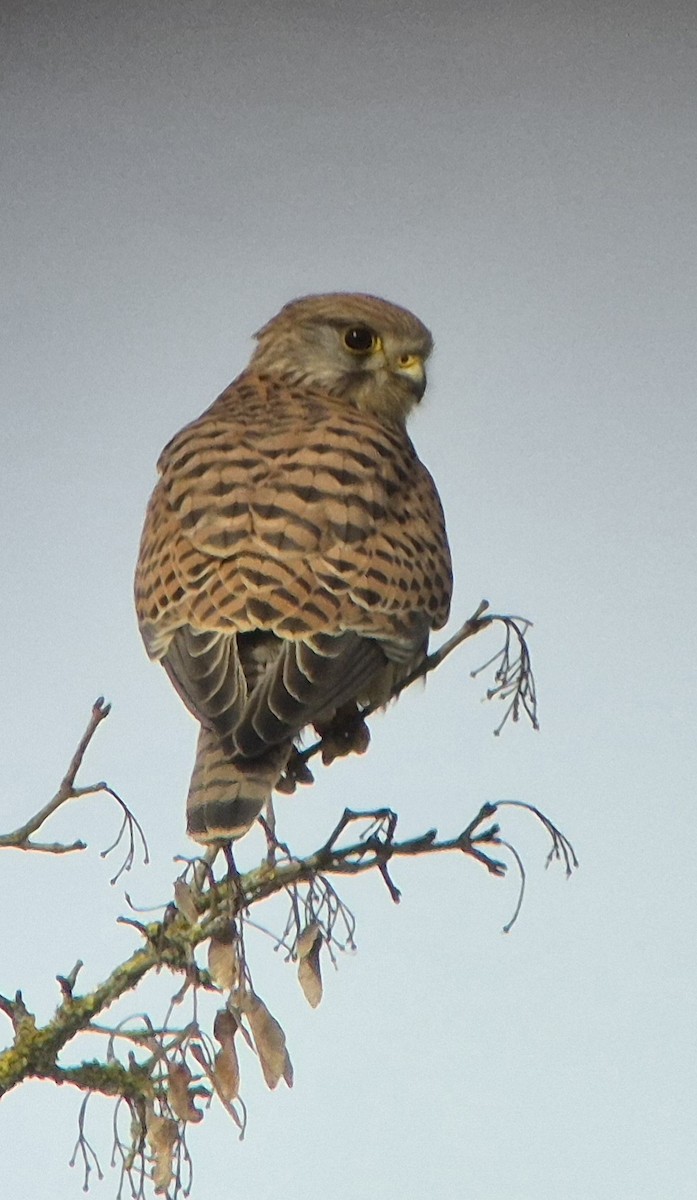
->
[[134, 293, 452, 843]]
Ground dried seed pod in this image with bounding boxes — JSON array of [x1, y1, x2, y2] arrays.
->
[[213, 1041, 240, 1102], [173, 880, 198, 923], [167, 1062, 204, 1124], [145, 1111, 178, 1195], [296, 923, 323, 1008], [208, 933, 239, 992], [239, 992, 293, 1090]]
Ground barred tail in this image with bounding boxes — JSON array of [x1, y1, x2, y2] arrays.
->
[[186, 726, 291, 843]]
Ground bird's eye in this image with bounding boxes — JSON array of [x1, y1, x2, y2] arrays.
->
[[343, 326, 378, 353]]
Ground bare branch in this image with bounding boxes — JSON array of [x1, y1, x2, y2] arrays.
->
[[0, 600, 563, 1198], [496, 800, 578, 875], [57, 961, 84, 1001], [5, 838, 89, 855], [471, 615, 539, 733], [393, 598, 493, 692], [497, 839, 527, 933], [0, 698, 110, 852], [288, 601, 537, 783], [69, 1094, 105, 1191], [0, 798, 575, 1098], [0, 700, 149, 878], [100, 786, 150, 884]]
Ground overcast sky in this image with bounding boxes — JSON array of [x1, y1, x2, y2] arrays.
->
[[2, 1, 696, 1197]]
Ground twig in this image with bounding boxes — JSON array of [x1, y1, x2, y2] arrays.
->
[[0, 698, 111, 853], [69, 1093, 105, 1191], [496, 800, 578, 875], [56, 960, 84, 1001], [498, 840, 527, 933], [472, 615, 539, 733], [393, 598, 494, 695], [293, 600, 536, 773], [0, 699, 148, 876], [100, 786, 150, 884]]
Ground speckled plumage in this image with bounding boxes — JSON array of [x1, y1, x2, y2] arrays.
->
[[135, 293, 452, 842]]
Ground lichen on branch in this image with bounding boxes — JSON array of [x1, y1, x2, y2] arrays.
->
[[0, 601, 569, 1199]]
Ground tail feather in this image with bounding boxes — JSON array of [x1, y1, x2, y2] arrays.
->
[[186, 726, 291, 843]]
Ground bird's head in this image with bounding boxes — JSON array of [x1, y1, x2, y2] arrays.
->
[[249, 293, 434, 424]]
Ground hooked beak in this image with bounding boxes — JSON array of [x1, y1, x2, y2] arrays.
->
[[394, 353, 426, 401]]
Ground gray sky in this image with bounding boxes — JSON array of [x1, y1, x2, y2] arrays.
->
[[2, 1, 696, 1196]]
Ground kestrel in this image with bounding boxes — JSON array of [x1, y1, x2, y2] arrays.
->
[[135, 293, 452, 843]]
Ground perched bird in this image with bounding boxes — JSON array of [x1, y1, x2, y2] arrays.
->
[[134, 293, 452, 843]]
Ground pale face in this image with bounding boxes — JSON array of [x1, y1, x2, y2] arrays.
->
[[249, 292, 434, 423]]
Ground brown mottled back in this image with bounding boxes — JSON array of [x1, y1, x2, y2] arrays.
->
[[135, 293, 452, 842]]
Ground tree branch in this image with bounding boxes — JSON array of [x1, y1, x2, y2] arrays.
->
[[284, 601, 537, 787], [0, 699, 149, 877], [0, 799, 575, 1105], [0, 603, 562, 1198], [0, 698, 111, 853]]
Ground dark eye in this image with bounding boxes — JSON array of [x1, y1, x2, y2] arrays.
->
[[343, 326, 378, 353]]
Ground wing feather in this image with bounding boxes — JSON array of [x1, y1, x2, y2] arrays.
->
[[134, 373, 452, 763]]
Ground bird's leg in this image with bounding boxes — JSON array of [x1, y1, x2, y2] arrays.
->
[[222, 841, 247, 914], [257, 798, 292, 866]]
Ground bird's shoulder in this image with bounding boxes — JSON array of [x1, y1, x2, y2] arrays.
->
[[156, 371, 423, 492]]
